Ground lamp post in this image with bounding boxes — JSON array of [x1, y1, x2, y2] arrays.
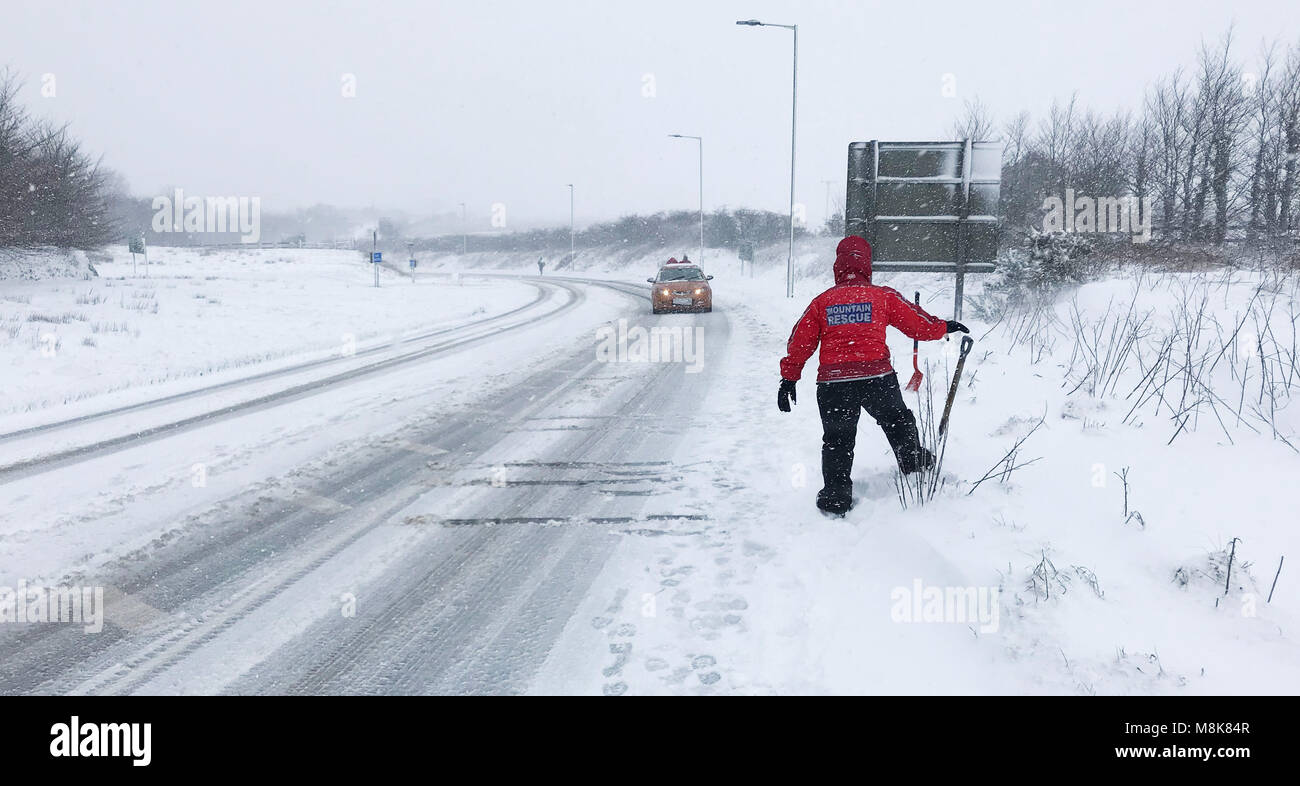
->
[[565, 184, 575, 262], [736, 18, 798, 298], [668, 134, 704, 266]]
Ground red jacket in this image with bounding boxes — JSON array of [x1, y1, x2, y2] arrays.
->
[[780, 236, 948, 383]]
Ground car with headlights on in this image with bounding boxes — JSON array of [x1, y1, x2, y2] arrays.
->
[[648, 262, 712, 314]]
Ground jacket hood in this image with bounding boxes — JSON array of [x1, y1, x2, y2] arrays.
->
[[833, 235, 873, 285]]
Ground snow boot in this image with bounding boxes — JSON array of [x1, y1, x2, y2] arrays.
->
[[816, 487, 854, 516], [898, 445, 935, 475]]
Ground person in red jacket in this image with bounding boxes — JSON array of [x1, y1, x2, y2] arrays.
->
[[778, 235, 968, 515]]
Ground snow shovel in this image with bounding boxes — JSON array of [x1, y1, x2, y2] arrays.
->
[[938, 335, 975, 437], [904, 291, 923, 392]]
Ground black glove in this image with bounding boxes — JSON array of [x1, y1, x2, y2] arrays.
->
[[777, 379, 797, 412], [946, 320, 970, 334]]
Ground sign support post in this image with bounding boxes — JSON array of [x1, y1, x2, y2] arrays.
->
[[844, 138, 1001, 320], [128, 236, 147, 277], [953, 138, 973, 320]]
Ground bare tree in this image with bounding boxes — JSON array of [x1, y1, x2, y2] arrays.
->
[[1146, 72, 1190, 236], [1129, 114, 1156, 231], [1276, 40, 1300, 232], [949, 96, 997, 142], [1246, 42, 1278, 233], [1037, 94, 1079, 198]]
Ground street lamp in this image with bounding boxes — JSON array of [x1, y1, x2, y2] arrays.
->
[[736, 18, 798, 298], [822, 179, 835, 231], [566, 184, 575, 262], [668, 134, 704, 266]]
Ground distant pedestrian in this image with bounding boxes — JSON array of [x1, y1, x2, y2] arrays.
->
[[538, 257, 545, 275]]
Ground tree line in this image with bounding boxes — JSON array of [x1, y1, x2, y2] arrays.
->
[[952, 29, 1300, 245], [0, 69, 119, 249], [410, 208, 805, 255]]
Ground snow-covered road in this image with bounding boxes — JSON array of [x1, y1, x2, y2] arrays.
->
[[0, 272, 732, 694]]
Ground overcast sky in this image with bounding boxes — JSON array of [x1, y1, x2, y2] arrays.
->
[[4, 0, 1296, 230]]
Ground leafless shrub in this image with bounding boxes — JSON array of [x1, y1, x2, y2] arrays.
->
[[1118, 271, 1300, 451], [1073, 565, 1105, 598], [26, 311, 86, 323], [895, 365, 949, 508], [1174, 542, 1257, 599], [975, 296, 1063, 365], [1027, 549, 1071, 602], [1112, 466, 1146, 528], [1063, 289, 1153, 397], [967, 410, 1046, 495]]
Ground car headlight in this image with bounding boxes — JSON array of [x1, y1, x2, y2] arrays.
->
[[694, 288, 703, 295], [661, 288, 670, 296]]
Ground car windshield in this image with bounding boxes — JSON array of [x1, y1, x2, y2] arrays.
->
[[657, 267, 705, 282]]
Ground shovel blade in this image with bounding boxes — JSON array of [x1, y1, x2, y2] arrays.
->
[[904, 369, 923, 392]]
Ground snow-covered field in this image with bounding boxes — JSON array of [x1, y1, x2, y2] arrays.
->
[[0, 245, 533, 428], [3, 244, 1297, 695]]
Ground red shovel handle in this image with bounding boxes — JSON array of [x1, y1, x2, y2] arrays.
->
[[905, 291, 923, 392]]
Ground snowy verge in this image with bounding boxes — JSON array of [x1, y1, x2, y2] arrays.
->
[[0, 247, 101, 282], [535, 260, 1300, 695]]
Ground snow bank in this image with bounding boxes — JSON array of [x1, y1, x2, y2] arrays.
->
[[0, 247, 101, 281]]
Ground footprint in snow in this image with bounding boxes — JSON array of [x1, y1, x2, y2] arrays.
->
[[602, 682, 628, 696], [695, 593, 747, 612], [602, 642, 632, 678]]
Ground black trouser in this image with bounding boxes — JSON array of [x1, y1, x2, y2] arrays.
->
[[816, 373, 928, 503]]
